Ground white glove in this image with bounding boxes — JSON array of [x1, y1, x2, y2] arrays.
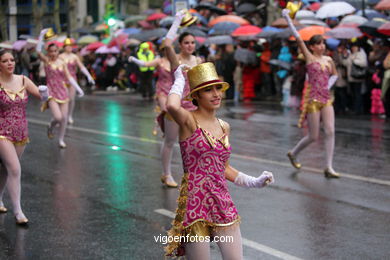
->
[[234, 171, 274, 188], [128, 56, 146, 67], [327, 75, 338, 89], [169, 64, 189, 98], [166, 10, 186, 40], [80, 67, 95, 85], [282, 9, 300, 39], [38, 85, 49, 101], [69, 77, 84, 97], [36, 28, 49, 53]]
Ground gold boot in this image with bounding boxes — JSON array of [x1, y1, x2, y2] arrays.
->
[[161, 175, 178, 188], [287, 152, 301, 169], [324, 168, 340, 178]]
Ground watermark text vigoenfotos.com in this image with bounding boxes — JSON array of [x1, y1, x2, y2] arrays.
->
[[154, 234, 234, 244]]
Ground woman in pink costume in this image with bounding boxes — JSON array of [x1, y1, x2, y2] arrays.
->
[[36, 29, 84, 148], [282, 9, 340, 178], [0, 49, 48, 225], [59, 38, 95, 124], [165, 62, 274, 259]]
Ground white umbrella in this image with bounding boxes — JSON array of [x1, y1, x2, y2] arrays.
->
[[316, 2, 356, 19], [326, 25, 363, 39], [340, 15, 368, 25], [95, 46, 120, 54], [299, 19, 329, 27], [295, 10, 316, 20]]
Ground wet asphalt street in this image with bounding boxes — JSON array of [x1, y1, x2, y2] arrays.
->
[[0, 92, 389, 260]]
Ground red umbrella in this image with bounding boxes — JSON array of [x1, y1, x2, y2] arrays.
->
[[146, 13, 167, 21], [108, 34, 128, 47], [86, 42, 105, 51], [231, 25, 262, 37], [308, 2, 321, 11], [290, 26, 330, 41], [375, 0, 390, 10], [378, 22, 390, 36], [208, 15, 250, 27]]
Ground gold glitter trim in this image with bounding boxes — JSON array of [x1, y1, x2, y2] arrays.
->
[[40, 97, 69, 112], [0, 136, 29, 146]]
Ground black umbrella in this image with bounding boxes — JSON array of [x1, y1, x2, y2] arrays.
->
[[204, 35, 234, 45], [129, 28, 168, 42], [359, 20, 386, 37], [234, 48, 258, 65], [195, 2, 227, 15], [208, 22, 240, 36], [236, 3, 257, 15], [159, 16, 174, 28], [268, 59, 292, 70]]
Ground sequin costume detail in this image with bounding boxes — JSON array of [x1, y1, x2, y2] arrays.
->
[[43, 61, 69, 109], [0, 80, 29, 145], [156, 66, 173, 97], [66, 60, 77, 80], [298, 62, 332, 127], [165, 117, 240, 256]]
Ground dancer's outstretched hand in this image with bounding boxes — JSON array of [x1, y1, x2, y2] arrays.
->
[[282, 9, 290, 18], [257, 171, 274, 187], [174, 64, 190, 80], [38, 85, 49, 101], [77, 89, 84, 98], [175, 9, 186, 20]]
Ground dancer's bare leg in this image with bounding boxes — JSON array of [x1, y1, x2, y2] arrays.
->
[[67, 86, 76, 124], [185, 240, 211, 260], [290, 111, 321, 157], [48, 100, 69, 147], [58, 103, 69, 146], [161, 117, 179, 183], [0, 140, 26, 219], [321, 105, 336, 172], [214, 225, 243, 260]]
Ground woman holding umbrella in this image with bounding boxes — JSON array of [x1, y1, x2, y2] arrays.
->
[[282, 9, 340, 178], [59, 37, 95, 124], [36, 29, 84, 148]]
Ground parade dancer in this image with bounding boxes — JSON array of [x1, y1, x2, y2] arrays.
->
[[59, 37, 95, 124], [282, 9, 340, 178], [0, 49, 49, 225], [36, 29, 84, 148], [165, 62, 274, 259]]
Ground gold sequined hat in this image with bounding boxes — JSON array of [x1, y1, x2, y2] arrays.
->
[[63, 37, 74, 46], [44, 28, 57, 41], [186, 62, 229, 100], [180, 9, 198, 27], [286, 1, 302, 19]]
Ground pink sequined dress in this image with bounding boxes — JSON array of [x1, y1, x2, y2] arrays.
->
[[0, 78, 29, 145], [42, 61, 69, 111], [165, 116, 240, 256], [66, 60, 78, 80]]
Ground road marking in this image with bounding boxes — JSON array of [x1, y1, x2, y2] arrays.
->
[[154, 209, 303, 260], [29, 118, 390, 186]]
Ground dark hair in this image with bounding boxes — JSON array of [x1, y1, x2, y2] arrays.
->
[[192, 98, 198, 106], [47, 43, 58, 50], [308, 35, 324, 46], [178, 32, 195, 44], [0, 49, 12, 58]]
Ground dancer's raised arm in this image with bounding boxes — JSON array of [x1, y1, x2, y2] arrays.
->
[[36, 28, 49, 63]]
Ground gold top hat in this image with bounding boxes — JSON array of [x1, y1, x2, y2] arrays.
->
[[286, 1, 302, 19], [180, 9, 198, 27], [186, 62, 229, 100], [44, 28, 57, 41], [63, 37, 73, 46]]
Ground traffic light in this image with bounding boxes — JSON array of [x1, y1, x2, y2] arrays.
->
[[104, 3, 116, 24]]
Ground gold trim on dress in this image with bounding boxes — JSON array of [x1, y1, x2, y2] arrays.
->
[[0, 86, 26, 101], [40, 97, 69, 112], [0, 136, 29, 146]]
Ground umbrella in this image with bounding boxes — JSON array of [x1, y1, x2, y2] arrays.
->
[[208, 22, 240, 36], [77, 34, 99, 45], [271, 18, 301, 28], [180, 27, 208, 37], [95, 23, 109, 32], [326, 24, 363, 39], [192, 13, 208, 26], [234, 48, 258, 65], [316, 2, 356, 19], [86, 42, 105, 51], [359, 19, 387, 37], [340, 15, 368, 25], [326, 38, 341, 50], [12, 40, 27, 51], [95, 45, 120, 54], [79, 46, 91, 56], [19, 34, 34, 40], [126, 38, 141, 46], [159, 16, 174, 28], [125, 15, 147, 26], [208, 15, 250, 27], [129, 28, 168, 41], [137, 20, 153, 29], [0, 42, 13, 49], [195, 2, 227, 15], [375, 0, 390, 10], [268, 59, 291, 70], [236, 3, 257, 15], [295, 10, 316, 20], [73, 27, 92, 34], [231, 25, 262, 37], [204, 35, 234, 45], [308, 2, 321, 11], [146, 12, 167, 21], [293, 26, 330, 41], [120, 28, 141, 35], [108, 34, 128, 47], [299, 19, 328, 27], [356, 9, 388, 20], [378, 22, 390, 35]]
